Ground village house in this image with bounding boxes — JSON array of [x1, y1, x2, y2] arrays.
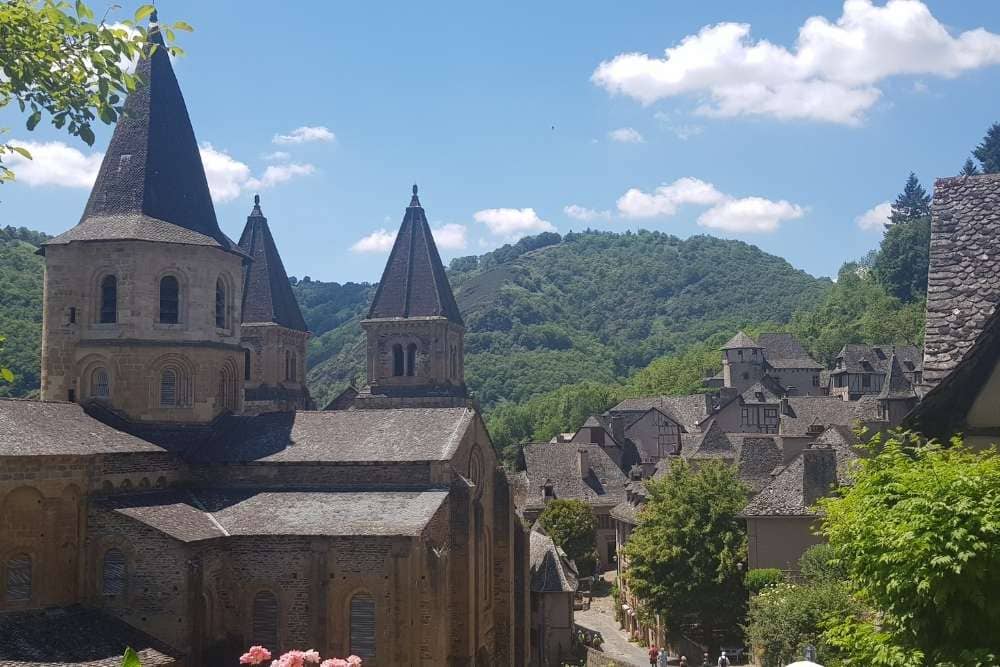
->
[[828, 343, 923, 400], [0, 14, 528, 667], [528, 531, 578, 667]]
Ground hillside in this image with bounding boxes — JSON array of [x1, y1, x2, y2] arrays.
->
[[297, 230, 833, 408], [0, 227, 47, 397]]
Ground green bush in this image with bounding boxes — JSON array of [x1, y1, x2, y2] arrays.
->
[[797, 544, 846, 584], [745, 568, 784, 595]]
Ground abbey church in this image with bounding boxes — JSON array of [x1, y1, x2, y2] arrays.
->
[[0, 14, 528, 666]]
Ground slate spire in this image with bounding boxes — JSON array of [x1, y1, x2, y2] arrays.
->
[[50, 10, 239, 253], [238, 196, 308, 332], [367, 185, 463, 325]]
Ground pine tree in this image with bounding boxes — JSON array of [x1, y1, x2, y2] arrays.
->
[[960, 158, 980, 177], [889, 172, 931, 224], [972, 122, 1000, 174]]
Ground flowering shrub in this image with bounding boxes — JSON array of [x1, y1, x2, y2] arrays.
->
[[239, 646, 362, 667]]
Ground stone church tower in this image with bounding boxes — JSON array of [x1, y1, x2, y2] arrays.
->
[[238, 195, 312, 414], [355, 185, 468, 408], [39, 12, 247, 423]]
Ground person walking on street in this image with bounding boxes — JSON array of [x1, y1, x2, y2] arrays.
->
[[717, 650, 730, 667], [657, 647, 669, 667], [679, 657, 688, 667], [648, 645, 659, 666]]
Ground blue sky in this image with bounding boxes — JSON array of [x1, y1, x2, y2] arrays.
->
[[3, 0, 1000, 283]]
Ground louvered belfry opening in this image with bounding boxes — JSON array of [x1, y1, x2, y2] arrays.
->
[[252, 590, 279, 649]]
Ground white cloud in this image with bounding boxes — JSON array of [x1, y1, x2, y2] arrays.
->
[[608, 127, 645, 143], [592, 0, 1000, 125], [198, 143, 252, 203], [856, 201, 892, 230], [473, 208, 556, 240], [432, 223, 468, 250], [273, 126, 335, 145], [697, 197, 805, 233], [351, 229, 396, 253], [262, 151, 291, 162], [4, 140, 103, 188], [617, 177, 726, 218], [246, 163, 316, 190], [564, 204, 612, 222]]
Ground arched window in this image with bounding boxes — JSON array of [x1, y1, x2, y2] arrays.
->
[[284, 350, 291, 381], [160, 369, 178, 406], [251, 590, 279, 649], [100, 275, 117, 324], [102, 548, 126, 596], [5, 553, 31, 601], [290, 353, 297, 382], [219, 365, 237, 411], [392, 344, 404, 377], [244, 349, 252, 381], [159, 276, 179, 324], [349, 593, 376, 661], [215, 277, 226, 329], [92, 367, 110, 399], [406, 343, 417, 377]]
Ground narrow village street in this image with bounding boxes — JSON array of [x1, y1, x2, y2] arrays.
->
[[575, 575, 649, 667]]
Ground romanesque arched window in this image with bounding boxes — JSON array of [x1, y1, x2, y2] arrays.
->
[[244, 349, 252, 381], [219, 364, 238, 412], [100, 275, 118, 324], [160, 368, 178, 406], [349, 593, 376, 661], [159, 276, 179, 324], [215, 277, 226, 329], [91, 367, 110, 399], [102, 548, 126, 596], [5, 553, 31, 601], [251, 590, 279, 649], [406, 343, 417, 377], [392, 344, 404, 377]]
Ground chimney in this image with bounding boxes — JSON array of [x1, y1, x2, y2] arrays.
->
[[610, 415, 626, 444], [802, 445, 837, 507], [577, 448, 590, 479]]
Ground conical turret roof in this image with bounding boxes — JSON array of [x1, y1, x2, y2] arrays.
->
[[238, 196, 308, 332], [878, 353, 916, 400], [46, 12, 240, 255], [367, 185, 463, 325], [721, 330, 761, 350]]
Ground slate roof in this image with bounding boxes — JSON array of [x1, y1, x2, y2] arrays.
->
[[721, 331, 761, 349], [367, 186, 463, 324], [878, 354, 916, 400], [778, 396, 879, 437], [0, 398, 165, 457], [758, 332, 822, 369], [238, 196, 308, 331], [741, 377, 785, 405], [104, 488, 449, 541], [44, 15, 240, 255], [519, 442, 628, 510], [923, 173, 1000, 388], [0, 605, 178, 666], [679, 422, 782, 494], [610, 395, 711, 432], [529, 530, 578, 593], [832, 344, 922, 376]]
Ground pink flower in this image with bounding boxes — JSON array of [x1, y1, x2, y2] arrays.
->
[[302, 650, 322, 664], [240, 646, 273, 665], [347, 657, 363, 666], [278, 651, 306, 667], [325, 660, 348, 667]]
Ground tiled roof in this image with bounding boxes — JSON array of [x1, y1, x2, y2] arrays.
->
[[367, 186, 463, 324], [721, 331, 760, 349], [610, 395, 711, 432], [878, 354, 916, 400], [520, 442, 627, 510], [832, 344, 922, 375], [740, 378, 784, 405], [778, 396, 880, 437], [529, 531, 578, 593], [0, 605, 178, 666], [45, 18, 240, 256], [238, 197, 308, 331], [679, 422, 781, 494], [0, 399, 165, 457], [758, 332, 822, 369], [923, 174, 1000, 388], [105, 488, 449, 541]]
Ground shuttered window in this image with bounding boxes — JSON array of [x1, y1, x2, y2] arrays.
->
[[349, 593, 376, 661], [252, 590, 279, 649], [102, 548, 126, 596], [5, 554, 31, 601]]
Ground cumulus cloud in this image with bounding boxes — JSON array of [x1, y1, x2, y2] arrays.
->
[[262, 151, 291, 162], [473, 208, 557, 240], [856, 201, 892, 230], [273, 126, 336, 145], [432, 223, 468, 250], [697, 197, 805, 233], [199, 144, 314, 203], [592, 0, 1000, 124], [246, 163, 316, 190], [4, 140, 103, 188], [608, 127, 645, 143], [617, 177, 726, 218], [564, 204, 612, 222], [351, 229, 396, 253]]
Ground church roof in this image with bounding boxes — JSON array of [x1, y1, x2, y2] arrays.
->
[[878, 353, 916, 400], [721, 330, 760, 350], [238, 196, 308, 331], [45, 13, 241, 255], [367, 186, 463, 324]]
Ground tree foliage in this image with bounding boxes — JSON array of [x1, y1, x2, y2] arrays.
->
[[537, 499, 598, 577], [972, 121, 1000, 174], [623, 459, 747, 649], [0, 1, 190, 182], [872, 215, 931, 303], [744, 568, 783, 596], [819, 432, 1000, 666], [960, 158, 980, 177], [0, 229, 46, 396], [889, 172, 931, 225]]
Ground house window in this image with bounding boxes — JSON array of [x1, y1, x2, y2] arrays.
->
[[92, 368, 110, 399], [812, 375, 820, 387], [158, 276, 179, 324], [160, 369, 178, 406], [102, 548, 126, 596], [392, 344, 404, 377], [244, 349, 252, 381], [5, 554, 31, 601], [862, 374, 871, 389], [100, 275, 117, 323], [215, 278, 226, 328], [741, 407, 751, 425], [406, 343, 417, 377], [251, 590, 279, 649], [349, 594, 376, 661]]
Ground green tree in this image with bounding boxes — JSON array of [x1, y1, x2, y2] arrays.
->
[[972, 121, 1000, 174], [537, 499, 598, 576], [872, 215, 931, 302], [960, 158, 980, 177], [889, 173, 931, 225], [796, 543, 847, 584], [820, 432, 1000, 666], [622, 459, 747, 651], [0, 1, 190, 182]]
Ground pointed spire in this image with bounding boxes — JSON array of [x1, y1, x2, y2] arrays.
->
[[878, 353, 916, 400], [46, 9, 240, 255], [238, 196, 308, 332], [367, 186, 463, 324]]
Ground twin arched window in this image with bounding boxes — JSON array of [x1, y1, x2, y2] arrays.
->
[[92, 367, 110, 399], [252, 590, 279, 649], [102, 548, 126, 596], [349, 593, 376, 661], [100, 275, 117, 323], [4, 553, 31, 601], [391, 343, 419, 377], [215, 278, 227, 329], [159, 276, 179, 324]]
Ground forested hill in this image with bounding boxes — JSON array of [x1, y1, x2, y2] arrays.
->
[[296, 230, 833, 408]]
